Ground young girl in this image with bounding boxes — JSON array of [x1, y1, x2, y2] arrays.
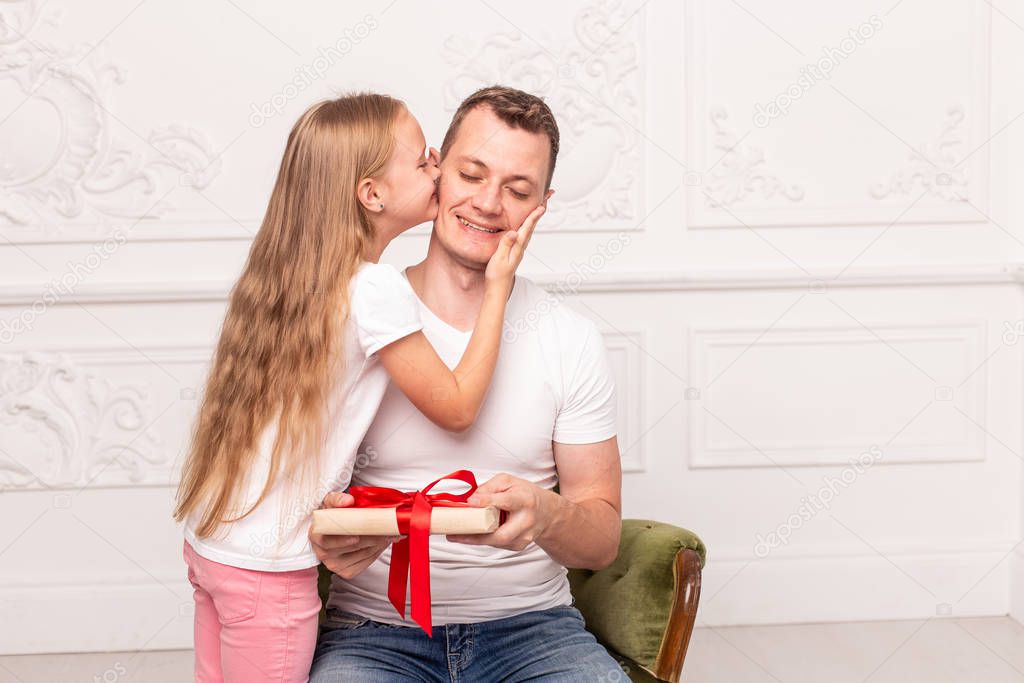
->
[[174, 94, 543, 682]]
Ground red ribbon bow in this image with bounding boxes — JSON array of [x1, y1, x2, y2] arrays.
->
[[347, 470, 480, 636]]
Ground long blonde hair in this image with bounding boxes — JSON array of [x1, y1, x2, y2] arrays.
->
[[175, 94, 404, 537]]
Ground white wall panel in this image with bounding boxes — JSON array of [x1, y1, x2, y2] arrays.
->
[[1, 0, 1023, 654], [689, 321, 987, 467]]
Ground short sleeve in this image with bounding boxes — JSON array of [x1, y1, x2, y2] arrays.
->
[[552, 321, 617, 444], [349, 263, 423, 359]]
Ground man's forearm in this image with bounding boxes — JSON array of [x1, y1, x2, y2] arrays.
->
[[536, 492, 621, 570]]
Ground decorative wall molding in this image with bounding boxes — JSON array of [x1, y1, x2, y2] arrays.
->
[[703, 107, 805, 209], [601, 330, 645, 472], [0, 352, 160, 489], [684, 0, 992, 228], [0, 0, 222, 238], [869, 106, 969, 202], [0, 0, 1019, 656], [441, 0, 645, 232], [0, 263, 1018, 306], [0, 346, 207, 490], [687, 321, 988, 468]]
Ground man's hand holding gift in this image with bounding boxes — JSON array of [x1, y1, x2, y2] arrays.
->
[[310, 491, 399, 580], [445, 473, 558, 551]]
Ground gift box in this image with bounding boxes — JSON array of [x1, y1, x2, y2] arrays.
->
[[313, 470, 500, 636], [311, 505, 499, 536]]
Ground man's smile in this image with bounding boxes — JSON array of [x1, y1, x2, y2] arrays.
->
[[456, 214, 503, 234]]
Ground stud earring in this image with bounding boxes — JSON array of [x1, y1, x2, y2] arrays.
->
[[379, 203, 384, 210]]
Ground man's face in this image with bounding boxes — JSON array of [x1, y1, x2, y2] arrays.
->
[[434, 106, 553, 269]]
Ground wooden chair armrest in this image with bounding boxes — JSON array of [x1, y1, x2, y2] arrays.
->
[[652, 547, 703, 682]]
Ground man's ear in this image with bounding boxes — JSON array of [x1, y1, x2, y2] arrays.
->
[[356, 177, 383, 213], [543, 188, 555, 205]]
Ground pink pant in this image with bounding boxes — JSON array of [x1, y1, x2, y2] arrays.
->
[[183, 541, 321, 682]]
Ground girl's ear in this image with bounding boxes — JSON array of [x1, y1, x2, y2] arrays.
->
[[357, 177, 383, 213]]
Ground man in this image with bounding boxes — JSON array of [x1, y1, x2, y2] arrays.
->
[[309, 86, 624, 682]]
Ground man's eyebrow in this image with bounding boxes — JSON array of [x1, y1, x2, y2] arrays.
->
[[460, 156, 488, 169], [459, 156, 537, 186]]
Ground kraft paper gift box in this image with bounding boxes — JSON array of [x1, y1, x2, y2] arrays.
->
[[311, 505, 500, 536]]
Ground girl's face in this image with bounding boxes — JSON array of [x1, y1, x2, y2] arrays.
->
[[376, 109, 440, 232]]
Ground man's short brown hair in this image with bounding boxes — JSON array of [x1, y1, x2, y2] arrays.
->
[[440, 85, 560, 189]]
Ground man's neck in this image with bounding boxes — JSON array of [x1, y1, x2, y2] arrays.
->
[[405, 234, 489, 333]]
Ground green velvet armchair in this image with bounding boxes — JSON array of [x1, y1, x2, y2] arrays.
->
[[568, 520, 706, 682], [317, 519, 706, 683]]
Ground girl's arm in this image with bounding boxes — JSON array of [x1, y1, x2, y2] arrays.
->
[[377, 205, 544, 432]]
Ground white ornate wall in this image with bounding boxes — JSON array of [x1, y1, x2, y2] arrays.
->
[[1, 0, 1023, 654]]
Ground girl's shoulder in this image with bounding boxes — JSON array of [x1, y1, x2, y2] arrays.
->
[[347, 262, 423, 359], [350, 262, 412, 300], [352, 260, 403, 285], [348, 262, 419, 325]]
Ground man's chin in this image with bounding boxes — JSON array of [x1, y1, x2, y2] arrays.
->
[[433, 219, 496, 268], [443, 240, 494, 271], [458, 245, 495, 269]]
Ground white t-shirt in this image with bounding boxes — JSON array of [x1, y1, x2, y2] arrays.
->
[[327, 275, 617, 624], [184, 262, 423, 571]]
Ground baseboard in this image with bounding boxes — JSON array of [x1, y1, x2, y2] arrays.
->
[[698, 548, 1013, 627]]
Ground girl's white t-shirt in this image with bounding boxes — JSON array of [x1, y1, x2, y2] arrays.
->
[[184, 262, 423, 572]]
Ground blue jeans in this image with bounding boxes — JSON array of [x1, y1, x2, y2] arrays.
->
[[309, 605, 627, 682]]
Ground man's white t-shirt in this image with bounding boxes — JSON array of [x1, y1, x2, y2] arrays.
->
[[184, 262, 423, 572], [327, 274, 617, 624]]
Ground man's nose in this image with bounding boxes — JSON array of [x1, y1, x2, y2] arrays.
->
[[472, 182, 502, 217]]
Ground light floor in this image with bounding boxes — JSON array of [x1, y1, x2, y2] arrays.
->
[[2, 617, 1023, 682]]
